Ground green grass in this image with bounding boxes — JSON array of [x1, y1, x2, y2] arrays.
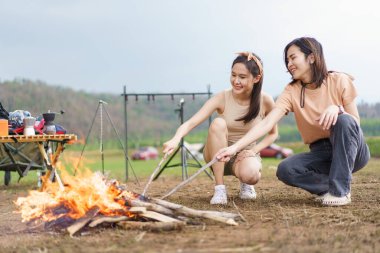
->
[[1, 136, 379, 187], [65, 150, 282, 180], [278, 136, 380, 157], [0, 149, 282, 187], [366, 136, 380, 157]]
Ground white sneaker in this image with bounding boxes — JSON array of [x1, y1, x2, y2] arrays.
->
[[239, 183, 257, 200], [210, 185, 227, 205], [321, 192, 351, 206], [314, 192, 328, 202]]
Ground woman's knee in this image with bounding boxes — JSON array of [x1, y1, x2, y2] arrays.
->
[[276, 160, 292, 183], [334, 114, 357, 130], [208, 118, 227, 135], [236, 159, 262, 185], [238, 170, 261, 185], [331, 114, 361, 143]]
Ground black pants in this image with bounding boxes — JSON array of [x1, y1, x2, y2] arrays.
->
[[276, 114, 370, 197]]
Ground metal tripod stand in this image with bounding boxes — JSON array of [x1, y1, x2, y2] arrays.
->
[[75, 100, 139, 184], [153, 98, 213, 181]]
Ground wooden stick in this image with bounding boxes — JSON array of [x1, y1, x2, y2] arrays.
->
[[129, 206, 147, 214], [141, 153, 168, 196], [151, 198, 239, 226], [151, 198, 240, 219], [161, 158, 218, 199], [126, 197, 240, 225], [140, 211, 180, 222], [128, 199, 174, 216], [88, 216, 130, 227], [117, 221, 185, 232], [232, 199, 248, 223], [67, 208, 99, 236]]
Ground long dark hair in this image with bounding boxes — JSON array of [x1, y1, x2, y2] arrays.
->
[[233, 53, 263, 123], [284, 37, 328, 87]]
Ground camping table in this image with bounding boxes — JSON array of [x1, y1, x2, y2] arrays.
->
[[0, 134, 77, 186]]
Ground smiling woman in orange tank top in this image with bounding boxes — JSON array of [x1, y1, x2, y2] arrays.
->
[[163, 52, 278, 205]]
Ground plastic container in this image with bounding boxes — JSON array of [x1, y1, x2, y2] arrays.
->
[[0, 119, 8, 136]]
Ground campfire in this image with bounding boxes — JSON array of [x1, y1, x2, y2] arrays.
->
[[15, 168, 242, 236]]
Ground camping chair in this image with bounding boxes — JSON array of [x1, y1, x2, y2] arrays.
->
[[0, 142, 45, 186], [0, 134, 77, 187]]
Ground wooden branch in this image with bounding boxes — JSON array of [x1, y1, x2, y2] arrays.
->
[[128, 199, 174, 216], [129, 206, 147, 214], [140, 211, 180, 222], [117, 221, 186, 232], [232, 199, 247, 223], [67, 208, 99, 236], [151, 198, 240, 219], [88, 216, 130, 227], [151, 198, 239, 226], [161, 158, 217, 199]]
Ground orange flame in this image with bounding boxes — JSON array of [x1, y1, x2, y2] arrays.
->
[[15, 167, 138, 223]]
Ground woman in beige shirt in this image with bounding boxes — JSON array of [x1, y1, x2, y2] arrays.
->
[[216, 37, 370, 206], [163, 52, 278, 205]]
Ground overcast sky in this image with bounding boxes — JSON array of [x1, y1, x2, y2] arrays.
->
[[1, 0, 379, 103]]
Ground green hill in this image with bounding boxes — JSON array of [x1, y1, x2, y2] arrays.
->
[[0, 79, 211, 148], [1, 79, 379, 147]]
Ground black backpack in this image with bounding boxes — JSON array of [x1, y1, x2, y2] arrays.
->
[[0, 102, 9, 120]]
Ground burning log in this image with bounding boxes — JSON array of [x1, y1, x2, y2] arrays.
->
[[67, 207, 99, 236]]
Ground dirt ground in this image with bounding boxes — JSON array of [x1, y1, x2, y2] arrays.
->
[[1, 159, 379, 253]]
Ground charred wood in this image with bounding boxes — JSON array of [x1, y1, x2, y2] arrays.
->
[[67, 207, 99, 236]]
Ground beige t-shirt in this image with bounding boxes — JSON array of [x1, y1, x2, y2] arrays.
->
[[275, 72, 357, 144], [219, 89, 265, 150]]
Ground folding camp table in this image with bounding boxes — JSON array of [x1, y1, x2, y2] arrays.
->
[[0, 134, 77, 186]]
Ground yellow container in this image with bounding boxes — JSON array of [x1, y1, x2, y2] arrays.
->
[[0, 119, 9, 136]]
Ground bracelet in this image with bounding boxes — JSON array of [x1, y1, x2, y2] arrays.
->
[[337, 105, 345, 115]]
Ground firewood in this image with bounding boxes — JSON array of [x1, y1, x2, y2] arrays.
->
[[150, 198, 239, 226], [128, 206, 147, 214], [88, 216, 130, 227], [67, 208, 99, 236], [117, 221, 186, 232], [151, 198, 240, 219], [129, 199, 174, 216], [140, 211, 180, 222]]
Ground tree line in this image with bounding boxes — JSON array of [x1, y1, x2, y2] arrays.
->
[[1, 79, 379, 147]]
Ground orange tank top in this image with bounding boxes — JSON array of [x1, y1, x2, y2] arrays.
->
[[219, 89, 264, 150]]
